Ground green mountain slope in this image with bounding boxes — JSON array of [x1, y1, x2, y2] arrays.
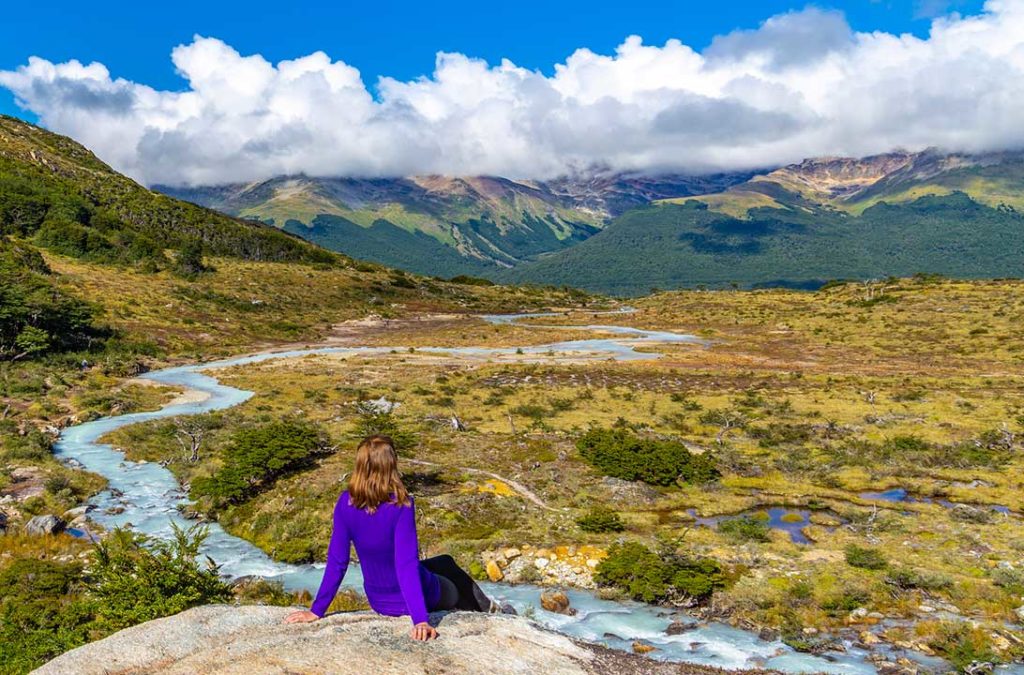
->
[[504, 194, 1024, 295], [680, 149, 1024, 217], [0, 115, 336, 267], [502, 150, 1024, 295], [159, 172, 751, 277]]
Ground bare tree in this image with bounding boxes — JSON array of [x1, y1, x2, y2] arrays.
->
[[700, 408, 748, 445], [861, 279, 891, 302], [449, 412, 467, 432], [175, 418, 207, 463]]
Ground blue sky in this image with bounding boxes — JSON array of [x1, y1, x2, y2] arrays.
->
[[0, 0, 983, 121]]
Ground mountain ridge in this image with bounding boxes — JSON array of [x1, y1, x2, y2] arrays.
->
[[157, 171, 754, 277]]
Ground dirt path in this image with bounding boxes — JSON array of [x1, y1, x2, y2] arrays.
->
[[403, 458, 554, 511]]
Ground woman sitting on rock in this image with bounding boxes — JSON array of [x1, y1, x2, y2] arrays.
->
[[284, 434, 492, 640]]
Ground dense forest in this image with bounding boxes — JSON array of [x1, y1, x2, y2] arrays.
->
[[503, 194, 1024, 295]]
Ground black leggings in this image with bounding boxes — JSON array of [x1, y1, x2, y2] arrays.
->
[[422, 555, 491, 612]]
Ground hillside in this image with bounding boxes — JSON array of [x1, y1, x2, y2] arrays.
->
[[505, 150, 1024, 295], [159, 172, 752, 277], [682, 149, 1024, 217], [0, 116, 334, 267]]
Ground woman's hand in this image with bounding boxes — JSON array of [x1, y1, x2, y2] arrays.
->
[[283, 610, 320, 624], [410, 622, 438, 641]]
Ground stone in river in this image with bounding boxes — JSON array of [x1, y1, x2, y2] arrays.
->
[[540, 590, 576, 615]]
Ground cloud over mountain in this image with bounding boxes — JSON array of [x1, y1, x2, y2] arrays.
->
[[3, 1, 1024, 185]]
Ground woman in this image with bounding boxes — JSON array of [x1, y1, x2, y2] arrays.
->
[[284, 435, 491, 640]]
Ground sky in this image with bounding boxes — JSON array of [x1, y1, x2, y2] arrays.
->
[[4, 0, 1020, 185]]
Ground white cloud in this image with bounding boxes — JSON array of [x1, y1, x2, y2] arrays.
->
[[3, 1, 1024, 185]]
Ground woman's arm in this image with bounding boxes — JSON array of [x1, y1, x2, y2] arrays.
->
[[309, 497, 351, 617], [393, 498, 431, 627]]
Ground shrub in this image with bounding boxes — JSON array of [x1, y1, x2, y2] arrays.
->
[[172, 240, 210, 278], [576, 428, 718, 487], [594, 541, 725, 604], [191, 420, 330, 504], [576, 506, 626, 533], [885, 566, 953, 592], [89, 524, 232, 631], [0, 558, 94, 672], [718, 515, 772, 542], [845, 544, 887, 570], [926, 621, 999, 671]]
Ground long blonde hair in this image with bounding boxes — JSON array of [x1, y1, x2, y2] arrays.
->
[[348, 435, 409, 513]]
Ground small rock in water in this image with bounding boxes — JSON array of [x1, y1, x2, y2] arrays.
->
[[860, 631, 881, 646], [24, 514, 66, 536], [632, 641, 657, 655], [758, 627, 780, 642], [666, 620, 695, 635], [539, 590, 575, 615]]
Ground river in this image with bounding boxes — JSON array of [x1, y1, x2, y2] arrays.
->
[[52, 314, 955, 674]]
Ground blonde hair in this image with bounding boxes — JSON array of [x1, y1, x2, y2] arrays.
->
[[348, 435, 409, 513]]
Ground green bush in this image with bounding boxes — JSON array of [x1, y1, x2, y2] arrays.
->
[[0, 239, 109, 361], [191, 421, 330, 505], [718, 515, 772, 542], [0, 558, 94, 673], [90, 524, 232, 631], [576, 428, 718, 487], [926, 621, 999, 671], [0, 524, 232, 672], [594, 541, 725, 604], [844, 544, 887, 570], [885, 566, 953, 592], [172, 241, 210, 278], [576, 506, 626, 533]]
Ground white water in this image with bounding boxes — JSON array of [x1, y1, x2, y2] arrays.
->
[[53, 315, 934, 673]]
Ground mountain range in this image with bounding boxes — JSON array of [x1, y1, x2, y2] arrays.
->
[[157, 172, 753, 278], [158, 148, 1024, 294]]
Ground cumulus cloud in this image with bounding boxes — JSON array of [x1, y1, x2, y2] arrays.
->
[[3, 1, 1024, 185]]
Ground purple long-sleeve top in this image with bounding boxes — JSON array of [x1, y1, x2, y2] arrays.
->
[[310, 491, 441, 625]]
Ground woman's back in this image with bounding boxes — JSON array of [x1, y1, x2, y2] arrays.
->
[[310, 491, 440, 624]]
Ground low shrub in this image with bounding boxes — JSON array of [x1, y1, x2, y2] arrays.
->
[[191, 420, 331, 505], [576, 506, 626, 533], [594, 541, 725, 604], [718, 515, 772, 542], [845, 544, 887, 570], [576, 428, 718, 487]]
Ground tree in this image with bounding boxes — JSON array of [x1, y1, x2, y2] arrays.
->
[[699, 408, 749, 445], [175, 418, 210, 463], [191, 421, 330, 504], [173, 241, 209, 278]]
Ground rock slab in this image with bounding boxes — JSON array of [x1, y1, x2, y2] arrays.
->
[[32, 605, 721, 675]]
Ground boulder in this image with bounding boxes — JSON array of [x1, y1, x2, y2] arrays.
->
[[666, 620, 695, 635], [485, 560, 504, 582], [33, 606, 711, 675], [24, 514, 66, 536], [540, 590, 576, 616]]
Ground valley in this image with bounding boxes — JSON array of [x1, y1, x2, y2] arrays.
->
[[59, 276, 1024, 672], [2, 113, 1024, 675]]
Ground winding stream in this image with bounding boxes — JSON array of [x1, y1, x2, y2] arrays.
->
[[53, 315, 937, 673]]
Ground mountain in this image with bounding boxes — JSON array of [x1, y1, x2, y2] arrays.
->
[[684, 149, 1024, 217], [157, 171, 753, 278], [504, 150, 1024, 295], [0, 115, 335, 267]]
